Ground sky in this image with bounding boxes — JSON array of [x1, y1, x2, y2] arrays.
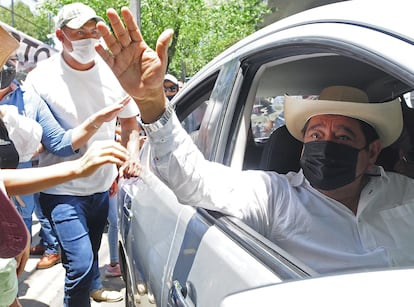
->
[[0, 0, 38, 13]]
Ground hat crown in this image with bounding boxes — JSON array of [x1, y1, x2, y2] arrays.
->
[[319, 86, 369, 103], [56, 2, 102, 29], [164, 74, 178, 85], [284, 86, 403, 148]]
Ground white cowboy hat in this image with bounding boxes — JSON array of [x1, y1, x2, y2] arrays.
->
[[284, 85, 403, 148], [0, 25, 19, 68]]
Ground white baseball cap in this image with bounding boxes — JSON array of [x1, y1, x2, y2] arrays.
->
[[56, 2, 104, 29]]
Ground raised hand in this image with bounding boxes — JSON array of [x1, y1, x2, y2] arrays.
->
[[96, 7, 173, 123]]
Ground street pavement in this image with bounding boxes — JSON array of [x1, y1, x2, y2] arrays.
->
[[17, 215, 126, 306]]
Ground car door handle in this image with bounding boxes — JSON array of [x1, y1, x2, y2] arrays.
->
[[168, 280, 195, 307]]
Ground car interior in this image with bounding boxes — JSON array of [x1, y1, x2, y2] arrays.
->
[[242, 53, 414, 176]]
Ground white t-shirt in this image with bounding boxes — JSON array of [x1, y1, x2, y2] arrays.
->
[[25, 54, 139, 195]]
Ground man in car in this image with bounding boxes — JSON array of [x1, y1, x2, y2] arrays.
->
[[96, 7, 414, 274]]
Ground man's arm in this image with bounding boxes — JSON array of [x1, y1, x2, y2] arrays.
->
[[118, 116, 140, 151], [30, 93, 128, 157]]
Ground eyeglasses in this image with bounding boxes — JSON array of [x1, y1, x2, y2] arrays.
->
[[8, 56, 18, 63], [164, 85, 178, 92]]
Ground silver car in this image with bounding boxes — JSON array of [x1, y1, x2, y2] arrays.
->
[[118, 1, 414, 306]]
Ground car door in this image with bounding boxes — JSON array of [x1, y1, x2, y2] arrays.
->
[[121, 61, 310, 307]]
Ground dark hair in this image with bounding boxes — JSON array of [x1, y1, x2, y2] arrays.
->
[[358, 119, 379, 146]]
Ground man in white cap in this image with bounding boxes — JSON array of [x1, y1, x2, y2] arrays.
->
[[97, 7, 414, 274], [164, 73, 180, 100], [25, 3, 140, 305]]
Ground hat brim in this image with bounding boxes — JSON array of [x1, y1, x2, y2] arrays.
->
[[0, 26, 19, 68], [284, 95, 403, 148], [65, 15, 104, 29]]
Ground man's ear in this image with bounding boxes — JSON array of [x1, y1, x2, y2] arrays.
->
[[55, 29, 64, 42], [369, 139, 382, 166]]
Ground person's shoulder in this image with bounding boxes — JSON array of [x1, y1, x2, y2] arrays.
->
[[20, 82, 42, 101], [29, 54, 60, 75]]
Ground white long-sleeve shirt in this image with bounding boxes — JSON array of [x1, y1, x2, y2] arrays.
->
[[145, 111, 414, 274]]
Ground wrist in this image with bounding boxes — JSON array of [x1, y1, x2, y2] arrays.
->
[[132, 90, 167, 124], [88, 117, 100, 129], [139, 102, 174, 134]]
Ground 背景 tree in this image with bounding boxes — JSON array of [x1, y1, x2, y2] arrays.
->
[[8, 0, 271, 79], [0, 1, 52, 43]]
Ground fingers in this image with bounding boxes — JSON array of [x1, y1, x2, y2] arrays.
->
[[89, 140, 129, 161], [120, 7, 144, 44], [102, 7, 145, 54], [107, 8, 131, 50], [97, 9, 123, 56], [79, 141, 130, 177], [156, 29, 174, 64], [121, 96, 132, 106], [119, 160, 142, 179]]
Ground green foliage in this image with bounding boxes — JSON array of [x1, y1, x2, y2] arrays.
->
[[0, 1, 51, 42], [37, 0, 129, 25], [5, 0, 270, 79], [141, 0, 270, 78]]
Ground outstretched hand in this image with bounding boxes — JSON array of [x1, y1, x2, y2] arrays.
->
[[92, 97, 130, 125], [96, 7, 173, 123], [76, 140, 129, 178]]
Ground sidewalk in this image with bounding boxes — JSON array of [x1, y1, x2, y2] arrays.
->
[[17, 216, 126, 306]]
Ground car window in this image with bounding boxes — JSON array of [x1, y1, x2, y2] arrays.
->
[[175, 72, 219, 153], [240, 52, 412, 172], [181, 101, 208, 143]]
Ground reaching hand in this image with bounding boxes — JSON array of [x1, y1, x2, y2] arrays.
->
[[76, 140, 129, 178], [119, 159, 142, 179], [91, 97, 130, 126], [96, 7, 173, 123]]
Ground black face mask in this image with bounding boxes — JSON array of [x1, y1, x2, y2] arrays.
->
[[300, 141, 365, 190], [0, 119, 19, 169], [0, 61, 16, 89]]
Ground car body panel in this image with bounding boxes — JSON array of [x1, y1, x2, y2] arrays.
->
[[221, 268, 414, 307]]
